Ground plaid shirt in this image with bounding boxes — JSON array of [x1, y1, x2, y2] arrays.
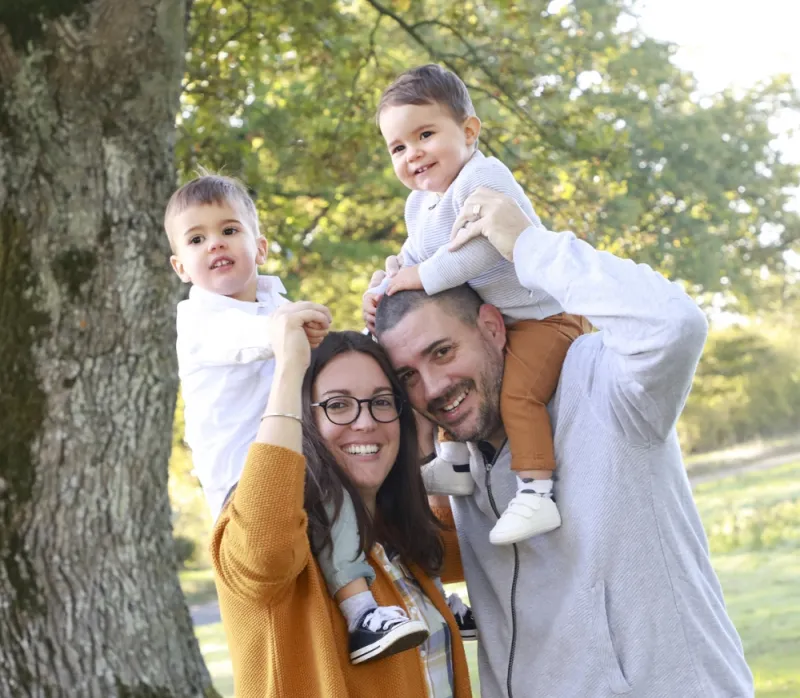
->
[[373, 544, 455, 698]]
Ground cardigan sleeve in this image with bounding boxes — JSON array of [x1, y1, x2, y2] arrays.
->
[[210, 443, 310, 604], [431, 505, 465, 584]]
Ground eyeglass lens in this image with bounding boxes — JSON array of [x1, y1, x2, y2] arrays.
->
[[324, 394, 400, 425]]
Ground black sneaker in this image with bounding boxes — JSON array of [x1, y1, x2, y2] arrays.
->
[[349, 606, 429, 665], [448, 593, 477, 641]]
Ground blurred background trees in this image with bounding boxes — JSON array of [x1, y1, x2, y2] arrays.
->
[[177, 0, 799, 321]]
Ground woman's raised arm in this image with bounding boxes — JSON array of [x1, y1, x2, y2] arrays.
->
[[211, 302, 331, 604]]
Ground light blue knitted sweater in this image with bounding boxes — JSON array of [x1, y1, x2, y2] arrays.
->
[[452, 225, 753, 697]]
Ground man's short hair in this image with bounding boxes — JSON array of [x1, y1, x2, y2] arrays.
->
[[164, 173, 260, 239], [376, 64, 476, 125], [374, 285, 484, 338]]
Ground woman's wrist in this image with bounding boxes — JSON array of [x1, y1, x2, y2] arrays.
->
[[272, 361, 308, 385], [264, 364, 305, 415]]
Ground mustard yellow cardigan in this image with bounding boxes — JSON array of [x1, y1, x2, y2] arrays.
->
[[211, 443, 472, 698]]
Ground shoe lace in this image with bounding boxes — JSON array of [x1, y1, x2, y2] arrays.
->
[[363, 606, 408, 632]]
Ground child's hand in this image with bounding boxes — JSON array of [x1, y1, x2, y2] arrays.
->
[[268, 301, 332, 369], [303, 320, 329, 349], [386, 265, 423, 296]]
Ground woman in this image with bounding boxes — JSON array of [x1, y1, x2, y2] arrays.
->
[[210, 306, 471, 698]]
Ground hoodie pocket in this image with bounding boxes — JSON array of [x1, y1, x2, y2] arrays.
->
[[593, 581, 633, 694]]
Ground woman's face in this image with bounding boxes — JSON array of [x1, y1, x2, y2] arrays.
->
[[312, 352, 401, 506]]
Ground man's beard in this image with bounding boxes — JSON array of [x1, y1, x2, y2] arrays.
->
[[431, 352, 504, 443]]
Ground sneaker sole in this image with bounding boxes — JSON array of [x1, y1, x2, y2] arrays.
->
[[460, 629, 478, 641], [350, 620, 429, 665], [489, 516, 562, 545]]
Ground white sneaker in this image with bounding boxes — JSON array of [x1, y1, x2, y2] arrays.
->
[[489, 492, 561, 545], [421, 456, 474, 496]]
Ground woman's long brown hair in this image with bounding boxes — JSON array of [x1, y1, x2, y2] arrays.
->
[[301, 331, 444, 577]]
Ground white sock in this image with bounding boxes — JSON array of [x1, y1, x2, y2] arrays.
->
[[518, 477, 553, 497], [340, 590, 378, 632]]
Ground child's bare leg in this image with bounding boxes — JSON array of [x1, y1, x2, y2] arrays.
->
[[334, 577, 370, 604], [518, 468, 554, 481]]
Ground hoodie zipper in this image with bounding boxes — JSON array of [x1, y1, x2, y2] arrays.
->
[[483, 439, 519, 698]]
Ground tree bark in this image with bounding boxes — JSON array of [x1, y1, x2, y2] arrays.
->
[[0, 1, 217, 695]]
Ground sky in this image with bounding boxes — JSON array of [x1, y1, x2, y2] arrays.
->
[[634, 0, 800, 277], [635, 0, 800, 162]]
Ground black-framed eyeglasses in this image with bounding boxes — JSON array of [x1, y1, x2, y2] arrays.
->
[[311, 393, 403, 426]]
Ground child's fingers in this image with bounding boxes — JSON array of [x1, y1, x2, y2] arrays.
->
[[385, 254, 402, 277], [369, 270, 386, 289], [385, 276, 407, 296]]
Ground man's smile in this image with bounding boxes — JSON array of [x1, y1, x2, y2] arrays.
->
[[430, 382, 474, 426]]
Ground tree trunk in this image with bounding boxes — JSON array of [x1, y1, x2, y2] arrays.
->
[[0, 1, 216, 695]]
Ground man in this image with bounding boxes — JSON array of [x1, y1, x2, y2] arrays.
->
[[371, 188, 753, 697]]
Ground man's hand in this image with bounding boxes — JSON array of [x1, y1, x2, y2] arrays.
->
[[449, 187, 535, 262], [386, 264, 422, 296], [362, 253, 405, 332]]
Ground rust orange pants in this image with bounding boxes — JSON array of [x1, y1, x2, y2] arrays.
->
[[501, 313, 590, 473]]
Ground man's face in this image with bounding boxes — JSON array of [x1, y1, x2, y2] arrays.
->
[[380, 301, 506, 443]]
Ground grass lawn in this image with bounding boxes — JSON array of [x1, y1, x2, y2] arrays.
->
[[180, 567, 219, 607], [693, 461, 800, 697], [187, 461, 800, 697]]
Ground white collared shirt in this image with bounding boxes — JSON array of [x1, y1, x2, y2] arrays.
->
[[176, 275, 289, 519]]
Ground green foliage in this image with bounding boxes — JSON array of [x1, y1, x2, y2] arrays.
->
[[174, 535, 199, 568], [679, 324, 800, 453], [176, 0, 799, 326]]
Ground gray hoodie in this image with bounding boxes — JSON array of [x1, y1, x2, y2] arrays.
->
[[452, 225, 753, 698]]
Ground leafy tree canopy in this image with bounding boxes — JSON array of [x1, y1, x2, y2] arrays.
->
[[177, 0, 800, 326]]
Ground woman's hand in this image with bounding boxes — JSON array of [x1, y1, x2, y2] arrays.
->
[[449, 187, 535, 262], [258, 302, 330, 450], [270, 302, 332, 372]]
